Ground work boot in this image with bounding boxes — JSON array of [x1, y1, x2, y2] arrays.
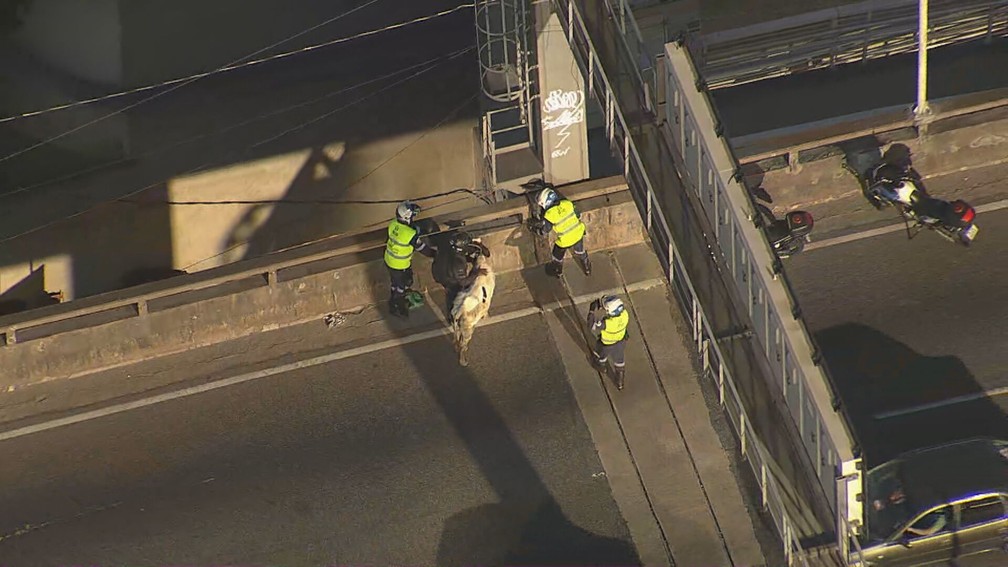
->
[[390, 296, 409, 319], [545, 260, 563, 278], [590, 354, 606, 372], [615, 367, 625, 390], [575, 254, 592, 276]]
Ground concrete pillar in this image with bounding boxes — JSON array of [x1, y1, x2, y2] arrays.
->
[[534, 3, 590, 185]]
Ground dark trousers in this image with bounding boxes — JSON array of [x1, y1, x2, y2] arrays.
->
[[594, 337, 626, 368], [551, 239, 587, 263], [387, 266, 414, 298]]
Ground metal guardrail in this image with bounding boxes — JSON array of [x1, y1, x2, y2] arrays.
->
[[660, 40, 864, 556], [696, 0, 1008, 89], [553, 0, 865, 563], [0, 177, 627, 347], [733, 89, 1008, 169]]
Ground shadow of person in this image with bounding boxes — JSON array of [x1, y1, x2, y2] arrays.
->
[[233, 145, 354, 261], [815, 323, 1007, 466], [838, 136, 885, 181], [517, 261, 603, 372], [754, 201, 777, 224], [740, 163, 772, 204], [505, 222, 596, 364], [437, 499, 639, 567], [881, 143, 913, 172], [361, 234, 639, 566]]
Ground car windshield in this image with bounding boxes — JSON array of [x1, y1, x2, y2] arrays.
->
[[865, 460, 916, 543]]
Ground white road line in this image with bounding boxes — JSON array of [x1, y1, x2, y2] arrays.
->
[[0, 278, 666, 442], [873, 386, 1008, 420], [806, 197, 1008, 251]]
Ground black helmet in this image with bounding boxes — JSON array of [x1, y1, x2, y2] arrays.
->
[[449, 231, 473, 252]]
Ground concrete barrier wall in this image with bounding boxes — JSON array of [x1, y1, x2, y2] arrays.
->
[[0, 178, 642, 390]]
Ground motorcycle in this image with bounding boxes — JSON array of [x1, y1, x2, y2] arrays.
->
[[765, 210, 815, 258], [843, 158, 980, 247]]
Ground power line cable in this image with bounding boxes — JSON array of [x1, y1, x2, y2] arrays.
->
[[125, 92, 483, 207], [0, 45, 476, 245], [126, 187, 484, 206], [2, 51, 470, 199], [180, 193, 475, 271], [170, 90, 486, 270], [0, 0, 387, 164], [0, 2, 474, 125]]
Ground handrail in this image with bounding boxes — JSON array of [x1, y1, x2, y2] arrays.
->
[[554, 1, 834, 563], [697, 0, 1008, 89], [0, 176, 629, 344], [733, 89, 1008, 166]]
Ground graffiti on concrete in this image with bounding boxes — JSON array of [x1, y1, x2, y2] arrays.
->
[[541, 89, 585, 159]]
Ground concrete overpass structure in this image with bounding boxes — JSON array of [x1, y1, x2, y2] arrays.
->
[[4, 0, 1008, 564], [0, 178, 778, 566]]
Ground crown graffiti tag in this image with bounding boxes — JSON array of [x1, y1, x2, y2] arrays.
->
[[542, 89, 584, 113]]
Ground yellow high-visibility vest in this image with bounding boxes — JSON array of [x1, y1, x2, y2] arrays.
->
[[384, 220, 418, 270], [543, 199, 586, 248], [600, 311, 629, 345]]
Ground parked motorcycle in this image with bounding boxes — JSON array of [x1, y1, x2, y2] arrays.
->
[[843, 158, 980, 247], [765, 210, 815, 258]]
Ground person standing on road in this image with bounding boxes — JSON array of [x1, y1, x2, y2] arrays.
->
[[384, 200, 434, 318], [528, 184, 592, 278], [588, 295, 630, 390], [431, 230, 490, 322]]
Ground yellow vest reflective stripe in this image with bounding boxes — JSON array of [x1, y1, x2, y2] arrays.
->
[[600, 311, 629, 345], [384, 221, 417, 270], [543, 199, 586, 248]]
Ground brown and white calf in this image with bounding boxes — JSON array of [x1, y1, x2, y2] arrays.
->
[[449, 254, 496, 367]]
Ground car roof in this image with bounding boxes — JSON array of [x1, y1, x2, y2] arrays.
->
[[878, 438, 1008, 513]]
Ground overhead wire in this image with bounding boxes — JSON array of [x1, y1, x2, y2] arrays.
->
[[2, 52, 468, 199], [0, 2, 474, 126], [127, 91, 484, 207], [180, 193, 475, 271], [173, 89, 486, 270], [0, 44, 478, 246], [0, 0, 388, 164]]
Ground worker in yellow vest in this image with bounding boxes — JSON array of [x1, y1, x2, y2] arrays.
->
[[384, 200, 434, 318], [588, 295, 630, 390], [529, 184, 591, 277]]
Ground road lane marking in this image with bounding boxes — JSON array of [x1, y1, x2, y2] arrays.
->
[[806, 197, 1008, 251], [873, 385, 1008, 420], [0, 278, 666, 442]]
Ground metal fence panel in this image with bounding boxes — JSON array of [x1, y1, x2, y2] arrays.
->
[[551, 0, 875, 562]]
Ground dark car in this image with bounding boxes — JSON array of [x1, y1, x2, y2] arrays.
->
[[851, 438, 1008, 566]]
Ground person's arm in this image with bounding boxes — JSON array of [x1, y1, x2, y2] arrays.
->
[[587, 299, 604, 335], [412, 232, 437, 258], [527, 213, 553, 236], [459, 258, 488, 287], [472, 241, 491, 258]]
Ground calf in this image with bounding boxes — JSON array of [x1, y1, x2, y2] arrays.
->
[[449, 254, 496, 366]]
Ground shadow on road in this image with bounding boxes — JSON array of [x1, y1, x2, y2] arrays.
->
[[816, 323, 1007, 466], [365, 257, 640, 566]]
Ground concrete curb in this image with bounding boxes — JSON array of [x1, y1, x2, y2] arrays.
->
[[0, 277, 667, 441], [0, 185, 646, 391]]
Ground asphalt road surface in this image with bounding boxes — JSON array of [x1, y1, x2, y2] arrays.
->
[[713, 37, 1008, 137], [786, 205, 1008, 467], [0, 315, 637, 566]]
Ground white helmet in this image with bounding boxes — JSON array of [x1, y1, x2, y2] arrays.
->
[[536, 187, 559, 210], [602, 295, 625, 317], [893, 180, 918, 205], [396, 200, 420, 223]]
